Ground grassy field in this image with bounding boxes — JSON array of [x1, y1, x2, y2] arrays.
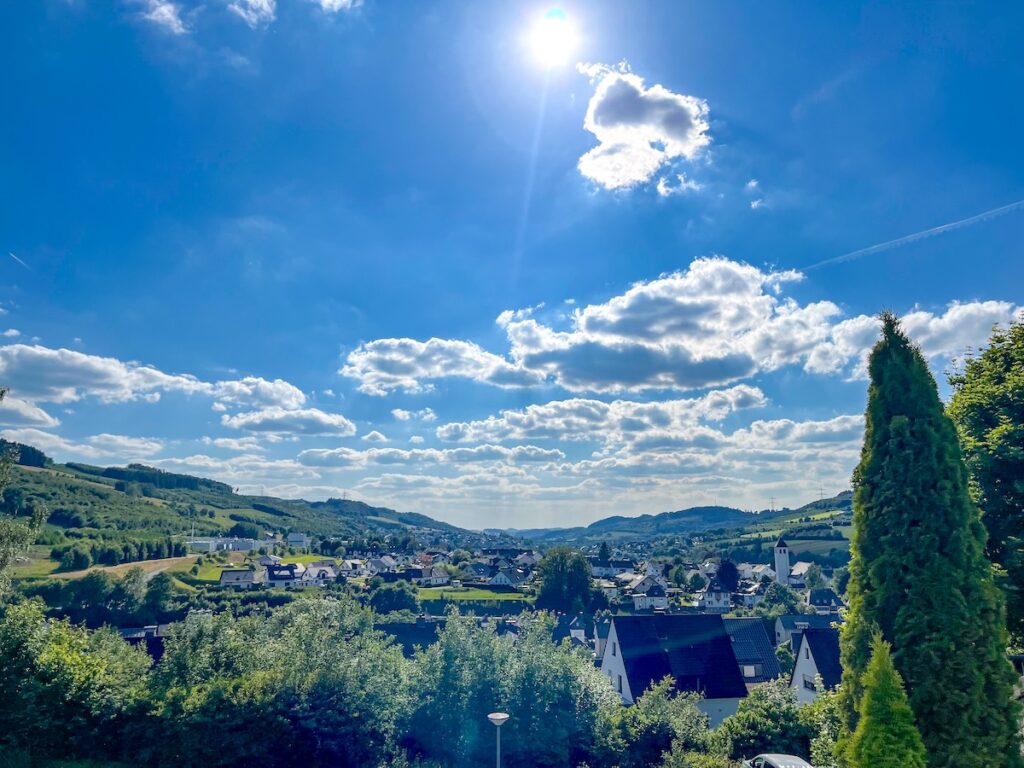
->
[[418, 586, 529, 601], [53, 554, 200, 580]]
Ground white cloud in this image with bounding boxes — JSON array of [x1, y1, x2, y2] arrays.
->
[[0, 429, 162, 460], [137, 0, 188, 34], [391, 407, 436, 422], [409, 435, 425, 444], [0, 397, 60, 428], [362, 430, 388, 443], [341, 337, 543, 395], [200, 436, 266, 453], [313, 0, 360, 11], [2, 330, 19, 338], [0, 343, 307, 411], [576, 62, 710, 190], [746, 179, 759, 190], [436, 385, 766, 446], [152, 453, 320, 484], [297, 443, 565, 468], [341, 257, 1020, 397], [221, 406, 357, 436], [229, 0, 275, 27], [656, 174, 703, 197], [750, 199, 765, 210], [212, 376, 306, 410]]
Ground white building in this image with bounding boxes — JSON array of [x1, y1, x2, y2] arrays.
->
[[632, 583, 669, 611], [773, 536, 791, 585], [791, 628, 841, 704], [600, 615, 747, 726]]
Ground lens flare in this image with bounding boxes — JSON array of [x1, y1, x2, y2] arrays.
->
[[528, 8, 577, 69]]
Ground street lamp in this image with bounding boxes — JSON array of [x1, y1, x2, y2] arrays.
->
[[487, 711, 510, 768]]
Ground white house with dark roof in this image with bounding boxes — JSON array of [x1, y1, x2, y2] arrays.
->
[[600, 614, 748, 725], [791, 627, 842, 704], [724, 617, 781, 688], [219, 568, 264, 589], [697, 579, 732, 612], [632, 582, 668, 611]]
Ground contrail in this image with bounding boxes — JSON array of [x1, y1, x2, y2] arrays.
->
[[805, 197, 1024, 270], [8, 252, 31, 271]]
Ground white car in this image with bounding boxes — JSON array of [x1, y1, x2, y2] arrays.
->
[[743, 756, 814, 768]]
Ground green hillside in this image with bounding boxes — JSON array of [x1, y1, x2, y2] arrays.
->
[[2, 441, 485, 579]]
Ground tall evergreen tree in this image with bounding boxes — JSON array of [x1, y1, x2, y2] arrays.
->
[[839, 313, 1020, 768], [845, 634, 926, 768], [948, 320, 1024, 642]]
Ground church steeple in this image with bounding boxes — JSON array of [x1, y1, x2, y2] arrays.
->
[[774, 535, 790, 585]]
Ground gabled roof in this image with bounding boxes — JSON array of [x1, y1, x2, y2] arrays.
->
[[807, 588, 844, 607], [723, 617, 781, 682], [777, 613, 835, 631], [775, 535, 788, 548], [612, 614, 747, 700], [801, 628, 842, 689], [219, 568, 261, 584]]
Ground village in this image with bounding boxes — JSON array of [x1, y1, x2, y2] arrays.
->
[[176, 531, 845, 725]]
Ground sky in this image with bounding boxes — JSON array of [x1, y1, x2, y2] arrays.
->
[[1, 1, 1023, 530]]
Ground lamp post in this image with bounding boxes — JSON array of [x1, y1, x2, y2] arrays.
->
[[487, 711, 510, 768]]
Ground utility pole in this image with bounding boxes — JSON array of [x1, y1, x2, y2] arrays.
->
[[769, 496, 776, 514]]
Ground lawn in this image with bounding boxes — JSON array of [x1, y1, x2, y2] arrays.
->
[[54, 554, 200, 581], [418, 586, 529, 601], [11, 545, 61, 578]]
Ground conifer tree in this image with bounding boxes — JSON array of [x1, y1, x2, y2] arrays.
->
[[845, 634, 926, 768], [839, 313, 1021, 768]]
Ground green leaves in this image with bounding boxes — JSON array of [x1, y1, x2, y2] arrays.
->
[[841, 314, 1022, 768]]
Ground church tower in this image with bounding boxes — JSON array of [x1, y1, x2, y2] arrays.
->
[[774, 535, 790, 585]]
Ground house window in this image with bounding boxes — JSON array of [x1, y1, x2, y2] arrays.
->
[[611, 641, 617, 657], [617, 675, 623, 693], [805, 646, 810, 659], [803, 674, 817, 692], [742, 665, 756, 678]]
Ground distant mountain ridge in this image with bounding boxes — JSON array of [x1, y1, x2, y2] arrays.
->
[[493, 492, 853, 543]]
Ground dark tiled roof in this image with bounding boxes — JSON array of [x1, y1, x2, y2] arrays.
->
[[777, 613, 835, 631], [803, 628, 842, 689], [613, 614, 747, 700], [775, 535, 788, 548], [808, 588, 844, 607], [724, 617, 781, 682]]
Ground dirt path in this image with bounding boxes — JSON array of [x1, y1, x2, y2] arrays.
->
[[51, 554, 199, 580]]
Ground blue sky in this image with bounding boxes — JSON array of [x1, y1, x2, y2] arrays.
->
[[1, 1, 1022, 529]]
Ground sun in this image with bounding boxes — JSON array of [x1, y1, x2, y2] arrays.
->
[[528, 8, 578, 69]]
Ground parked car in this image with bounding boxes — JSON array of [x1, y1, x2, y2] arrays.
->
[[743, 756, 814, 768]]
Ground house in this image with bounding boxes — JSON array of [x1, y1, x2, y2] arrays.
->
[[724, 617, 781, 687], [301, 564, 338, 586], [791, 628, 842, 704], [489, 568, 527, 588], [339, 559, 366, 577], [594, 617, 611, 657], [464, 561, 494, 579], [626, 574, 666, 595], [737, 563, 776, 582], [188, 537, 263, 553], [600, 614, 748, 725], [219, 568, 264, 589], [774, 614, 836, 649], [411, 566, 450, 586], [697, 579, 732, 612], [734, 581, 766, 609], [365, 558, 394, 575], [805, 588, 845, 615], [515, 551, 541, 568], [588, 557, 636, 578], [258, 554, 282, 566], [788, 561, 815, 589], [266, 563, 306, 588], [632, 582, 669, 611], [286, 532, 311, 548]]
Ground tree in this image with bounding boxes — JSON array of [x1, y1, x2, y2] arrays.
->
[[774, 644, 795, 678], [839, 313, 1021, 768], [803, 563, 823, 591], [948, 320, 1024, 641], [754, 582, 806, 618], [368, 580, 419, 614], [535, 547, 597, 613], [716, 560, 739, 592], [845, 634, 926, 768], [687, 572, 706, 593], [0, 411, 45, 598], [713, 680, 810, 761], [598, 541, 612, 562]]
